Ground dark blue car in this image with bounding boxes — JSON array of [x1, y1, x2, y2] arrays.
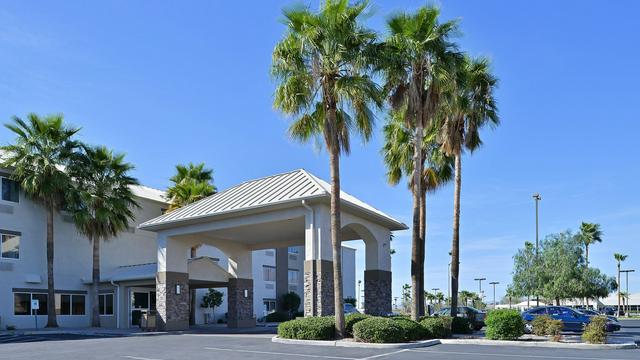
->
[[522, 306, 620, 332]]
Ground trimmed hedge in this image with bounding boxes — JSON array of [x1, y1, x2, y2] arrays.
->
[[451, 317, 473, 334], [419, 317, 451, 339], [277, 316, 335, 340], [485, 309, 525, 340], [391, 317, 428, 341], [353, 317, 405, 343], [345, 313, 370, 337], [531, 315, 562, 338], [582, 316, 607, 344]]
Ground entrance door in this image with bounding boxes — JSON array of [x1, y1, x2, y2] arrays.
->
[[129, 288, 156, 327]]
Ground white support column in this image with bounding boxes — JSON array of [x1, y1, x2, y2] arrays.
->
[[156, 233, 191, 330], [364, 227, 392, 316], [303, 204, 335, 316], [212, 241, 255, 328]]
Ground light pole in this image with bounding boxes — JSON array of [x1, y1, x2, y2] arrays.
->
[[430, 288, 440, 315], [474, 278, 486, 308], [621, 270, 635, 317], [357, 280, 362, 309], [490, 282, 500, 309], [447, 262, 451, 306], [532, 193, 542, 306]]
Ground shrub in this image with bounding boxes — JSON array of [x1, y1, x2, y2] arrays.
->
[[391, 317, 428, 341], [531, 316, 563, 338], [278, 316, 335, 340], [451, 317, 473, 334], [485, 309, 525, 340], [353, 317, 405, 343], [265, 311, 290, 323], [419, 317, 451, 339], [345, 313, 370, 337], [282, 292, 301, 317], [582, 316, 607, 344]]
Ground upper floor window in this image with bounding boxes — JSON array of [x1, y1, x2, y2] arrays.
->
[[1, 231, 20, 259], [288, 247, 299, 254], [1, 177, 19, 203], [262, 265, 276, 282], [288, 269, 299, 285]]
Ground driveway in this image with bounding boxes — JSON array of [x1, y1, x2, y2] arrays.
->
[[0, 332, 638, 360]]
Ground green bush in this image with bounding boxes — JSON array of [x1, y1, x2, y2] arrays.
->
[[582, 316, 607, 344], [278, 316, 335, 340], [531, 315, 563, 338], [419, 317, 451, 339], [265, 311, 290, 323], [345, 313, 370, 337], [353, 317, 405, 343], [484, 309, 525, 340], [391, 317, 428, 341], [451, 317, 473, 334]]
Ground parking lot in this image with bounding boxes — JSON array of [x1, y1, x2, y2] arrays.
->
[[0, 327, 638, 360]]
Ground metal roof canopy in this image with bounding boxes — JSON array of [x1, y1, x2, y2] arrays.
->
[[139, 169, 407, 234]]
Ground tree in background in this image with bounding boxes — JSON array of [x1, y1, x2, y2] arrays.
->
[[201, 289, 224, 323], [1, 114, 81, 327], [439, 55, 499, 316], [510, 241, 538, 308], [613, 253, 628, 316], [272, 0, 382, 338], [166, 162, 216, 212], [381, 6, 460, 319], [401, 284, 412, 313], [578, 222, 603, 307], [283, 292, 302, 319], [66, 146, 139, 327]]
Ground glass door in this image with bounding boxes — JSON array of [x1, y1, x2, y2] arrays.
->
[[129, 289, 156, 327]]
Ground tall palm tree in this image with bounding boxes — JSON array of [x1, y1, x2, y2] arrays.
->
[[66, 146, 139, 327], [613, 253, 628, 317], [382, 6, 460, 320], [1, 114, 81, 327], [438, 55, 498, 316], [382, 111, 453, 316], [578, 222, 602, 267], [166, 162, 216, 212], [272, 0, 382, 338]]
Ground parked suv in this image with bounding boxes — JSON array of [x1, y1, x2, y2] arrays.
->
[[521, 306, 620, 333], [434, 306, 486, 330]]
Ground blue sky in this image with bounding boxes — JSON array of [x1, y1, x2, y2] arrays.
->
[[1, 0, 639, 302]]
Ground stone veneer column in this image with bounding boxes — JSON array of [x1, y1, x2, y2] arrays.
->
[[227, 278, 256, 328], [303, 259, 334, 316], [156, 271, 190, 331], [364, 270, 392, 315]]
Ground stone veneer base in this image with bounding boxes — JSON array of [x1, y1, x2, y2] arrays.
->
[[156, 271, 190, 331], [364, 269, 392, 315], [304, 260, 334, 316]]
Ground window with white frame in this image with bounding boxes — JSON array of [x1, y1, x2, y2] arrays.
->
[[288, 269, 299, 285], [99, 293, 114, 315], [55, 294, 86, 315], [1, 231, 20, 259], [262, 265, 276, 282], [1, 177, 19, 203], [263, 299, 276, 313], [14, 292, 48, 315]]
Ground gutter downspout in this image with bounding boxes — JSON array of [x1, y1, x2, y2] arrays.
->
[[110, 280, 120, 328], [301, 200, 315, 316]]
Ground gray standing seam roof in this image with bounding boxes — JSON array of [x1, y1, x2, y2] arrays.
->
[[139, 169, 406, 230]]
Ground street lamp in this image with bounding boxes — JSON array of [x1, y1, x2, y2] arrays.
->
[[490, 282, 500, 310], [621, 269, 635, 317], [532, 193, 542, 306], [474, 278, 486, 307], [357, 280, 362, 308]]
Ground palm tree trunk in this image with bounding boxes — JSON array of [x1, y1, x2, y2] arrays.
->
[[617, 262, 621, 317], [91, 236, 101, 327], [418, 188, 427, 317], [328, 131, 345, 339], [585, 245, 589, 307], [450, 153, 462, 317], [45, 201, 58, 327], [410, 125, 423, 321]]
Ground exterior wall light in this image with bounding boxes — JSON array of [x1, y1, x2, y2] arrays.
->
[[176, 284, 181, 295], [244, 289, 248, 298]]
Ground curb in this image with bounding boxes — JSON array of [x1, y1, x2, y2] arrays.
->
[[271, 336, 440, 349], [16, 330, 168, 337], [439, 338, 638, 350]]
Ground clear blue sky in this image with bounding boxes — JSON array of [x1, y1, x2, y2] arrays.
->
[[1, 0, 638, 302]]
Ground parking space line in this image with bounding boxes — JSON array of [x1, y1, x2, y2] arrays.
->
[[359, 349, 408, 359], [204, 346, 358, 359], [122, 356, 165, 360], [409, 349, 624, 360]]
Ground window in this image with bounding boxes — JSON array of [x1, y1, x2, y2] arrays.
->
[[288, 269, 299, 285], [262, 265, 276, 282], [263, 299, 276, 313], [56, 294, 85, 315], [287, 247, 299, 254], [99, 293, 114, 315], [1, 177, 19, 203], [14, 292, 48, 315], [265, 250, 274, 256], [1, 232, 20, 259]]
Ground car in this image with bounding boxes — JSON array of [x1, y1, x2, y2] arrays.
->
[[521, 306, 620, 333], [601, 306, 623, 316], [344, 303, 360, 314], [579, 309, 619, 323], [434, 306, 486, 331]]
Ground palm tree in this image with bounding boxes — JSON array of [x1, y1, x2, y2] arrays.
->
[[439, 55, 499, 316], [1, 114, 81, 327], [382, 111, 453, 316], [382, 5, 460, 320], [614, 253, 628, 317], [578, 222, 602, 307], [272, 0, 382, 338], [66, 146, 139, 327], [166, 162, 216, 212]]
